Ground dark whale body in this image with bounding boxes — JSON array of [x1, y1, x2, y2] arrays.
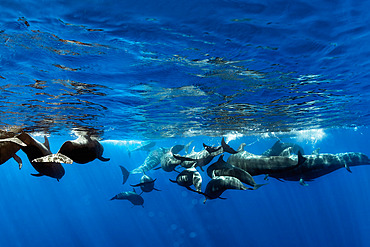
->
[[270, 152, 370, 184], [17, 133, 65, 181], [0, 132, 26, 168], [131, 174, 160, 193], [227, 149, 306, 176], [110, 189, 144, 207]]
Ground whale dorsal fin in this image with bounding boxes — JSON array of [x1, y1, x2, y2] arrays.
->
[[44, 136, 50, 150]]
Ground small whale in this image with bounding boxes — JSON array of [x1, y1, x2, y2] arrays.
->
[[262, 140, 304, 156], [110, 189, 144, 207], [207, 155, 266, 190], [32, 135, 110, 164], [119, 165, 130, 185], [203, 176, 249, 203], [128, 141, 156, 158], [130, 173, 160, 193], [0, 134, 27, 169], [17, 133, 65, 181], [169, 167, 202, 192]]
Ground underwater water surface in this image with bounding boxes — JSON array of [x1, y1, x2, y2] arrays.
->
[[1, 0, 370, 246]]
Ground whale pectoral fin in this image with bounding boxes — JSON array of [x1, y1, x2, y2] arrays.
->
[[31, 173, 44, 177], [130, 183, 142, 187], [299, 178, 309, 186], [264, 174, 269, 181], [98, 156, 110, 162], [12, 154, 22, 170], [344, 164, 352, 173]]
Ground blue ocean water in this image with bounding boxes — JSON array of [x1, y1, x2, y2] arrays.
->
[[1, 0, 370, 246]]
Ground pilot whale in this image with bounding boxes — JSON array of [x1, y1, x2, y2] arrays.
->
[[169, 167, 202, 192], [227, 144, 306, 176], [17, 133, 65, 181], [269, 152, 370, 185], [32, 135, 110, 164], [0, 133, 26, 169]]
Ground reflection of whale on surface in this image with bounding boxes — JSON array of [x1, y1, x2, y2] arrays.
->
[[110, 189, 144, 207], [32, 135, 110, 164], [0, 132, 27, 169], [169, 167, 202, 192], [17, 133, 65, 181], [269, 152, 370, 185], [128, 141, 156, 158], [207, 155, 267, 190], [130, 173, 160, 193], [227, 144, 306, 176], [262, 140, 304, 156]]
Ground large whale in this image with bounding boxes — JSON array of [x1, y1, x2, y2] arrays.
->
[[269, 152, 370, 185], [227, 144, 306, 176], [17, 133, 65, 181], [32, 135, 110, 164]]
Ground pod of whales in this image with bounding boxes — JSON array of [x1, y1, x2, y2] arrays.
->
[[2, 128, 370, 205]]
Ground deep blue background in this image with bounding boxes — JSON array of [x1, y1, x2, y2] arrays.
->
[[1, 127, 369, 247], [1, 0, 370, 246]]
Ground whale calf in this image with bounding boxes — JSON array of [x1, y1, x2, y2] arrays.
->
[[110, 189, 144, 207], [203, 176, 249, 203], [130, 173, 160, 193]]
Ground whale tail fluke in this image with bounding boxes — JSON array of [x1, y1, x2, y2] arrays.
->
[[221, 137, 237, 154]]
